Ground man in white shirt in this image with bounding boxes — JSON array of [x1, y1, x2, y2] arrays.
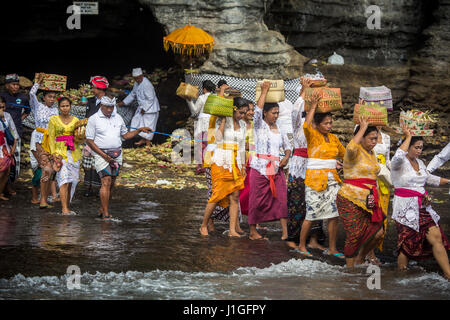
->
[[86, 96, 151, 219], [117, 67, 159, 147], [427, 142, 450, 173], [185, 80, 216, 174]]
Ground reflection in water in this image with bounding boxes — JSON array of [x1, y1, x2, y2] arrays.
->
[[0, 186, 449, 299], [0, 209, 16, 246]]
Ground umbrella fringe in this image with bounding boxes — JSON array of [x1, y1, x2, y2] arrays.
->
[[163, 40, 214, 56]]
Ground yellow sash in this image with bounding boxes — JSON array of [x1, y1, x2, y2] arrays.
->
[[217, 143, 240, 181], [36, 128, 50, 153]]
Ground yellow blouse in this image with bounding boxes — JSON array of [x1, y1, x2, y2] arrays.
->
[[48, 115, 82, 162], [338, 140, 387, 215], [303, 122, 345, 191], [203, 115, 218, 168]]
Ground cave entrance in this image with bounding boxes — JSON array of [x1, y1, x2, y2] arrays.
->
[[2, 0, 175, 87]]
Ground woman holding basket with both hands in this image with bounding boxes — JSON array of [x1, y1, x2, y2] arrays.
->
[[391, 125, 450, 279], [199, 86, 249, 237]]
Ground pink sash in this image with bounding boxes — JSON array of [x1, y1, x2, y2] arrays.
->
[[394, 188, 428, 209], [56, 135, 75, 151]]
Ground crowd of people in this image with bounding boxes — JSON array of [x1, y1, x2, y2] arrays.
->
[[0, 68, 155, 218], [0, 68, 449, 279], [188, 78, 450, 278]]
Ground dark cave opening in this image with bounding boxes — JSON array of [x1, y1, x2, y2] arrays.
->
[[1, 0, 176, 87]]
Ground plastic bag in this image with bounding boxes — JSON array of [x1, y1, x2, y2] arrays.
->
[[327, 52, 344, 65]]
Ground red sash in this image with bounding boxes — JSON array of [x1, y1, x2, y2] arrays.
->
[[256, 153, 280, 198], [344, 178, 384, 223], [293, 148, 308, 158], [394, 188, 428, 209]]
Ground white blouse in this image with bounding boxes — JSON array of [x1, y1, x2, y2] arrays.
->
[[391, 148, 442, 232], [373, 131, 391, 168], [276, 99, 294, 135], [187, 92, 211, 136], [250, 107, 292, 177], [0, 112, 18, 158], [289, 97, 308, 179], [210, 116, 246, 172], [29, 83, 59, 151]]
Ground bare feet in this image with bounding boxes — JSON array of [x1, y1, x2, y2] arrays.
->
[[229, 231, 242, 238], [207, 219, 215, 232], [0, 194, 9, 201], [236, 227, 245, 234], [285, 241, 298, 250], [249, 234, 269, 240], [31, 199, 40, 204], [199, 226, 209, 236], [256, 224, 268, 231], [307, 242, 326, 251], [52, 197, 61, 202]]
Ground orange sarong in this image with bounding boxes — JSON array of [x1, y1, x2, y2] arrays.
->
[[208, 163, 245, 209]]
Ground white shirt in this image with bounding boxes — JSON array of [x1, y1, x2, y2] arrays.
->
[[289, 97, 308, 179], [123, 77, 160, 113], [211, 117, 246, 172], [85, 108, 128, 150], [391, 148, 441, 232], [186, 92, 211, 136], [250, 107, 292, 177], [427, 142, 450, 173], [276, 99, 294, 135], [29, 83, 59, 149]]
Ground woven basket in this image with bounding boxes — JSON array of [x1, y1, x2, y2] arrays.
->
[[399, 113, 432, 131], [203, 94, 234, 117], [300, 77, 327, 88], [74, 118, 89, 144], [353, 104, 388, 126], [255, 79, 285, 103], [34, 73, 67, 92], [359, 86, 393, 111], [176, 82, 199, 100], [304, 88, 342, 113], [215, 87, 242, 98]]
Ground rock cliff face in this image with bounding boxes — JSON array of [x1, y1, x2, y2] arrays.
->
[[141, 0, 308, 78]]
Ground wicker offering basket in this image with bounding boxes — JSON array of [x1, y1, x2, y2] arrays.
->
[[396, 109, 436, 136], [203, 94, 234, 117], [74, 118, 89, 143], [300, 77, 327, 88], [304, 87, 342, 113], [353, 104, 388, 126], [176, 82, 199, 100], [255, 80, 285, 103], [34, 73, 67, 92]]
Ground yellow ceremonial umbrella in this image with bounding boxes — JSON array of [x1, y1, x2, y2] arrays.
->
[[163, 24, 215, 73]]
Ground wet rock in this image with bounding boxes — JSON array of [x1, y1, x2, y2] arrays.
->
[[142, 0, 308, 78]]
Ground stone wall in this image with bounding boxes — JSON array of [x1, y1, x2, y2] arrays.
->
[[141, 0, 308, 79]]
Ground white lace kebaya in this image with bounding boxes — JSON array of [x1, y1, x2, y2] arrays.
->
[[250, 107, 292, 178], [391, 148, 442, 232], [288, 97, 308, 179], [29, 83, 59, 151], [210, 117, 246, 172]]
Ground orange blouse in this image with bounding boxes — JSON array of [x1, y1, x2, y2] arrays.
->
[[338, 140, 386, 214], [303, 122, 345, 191]]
